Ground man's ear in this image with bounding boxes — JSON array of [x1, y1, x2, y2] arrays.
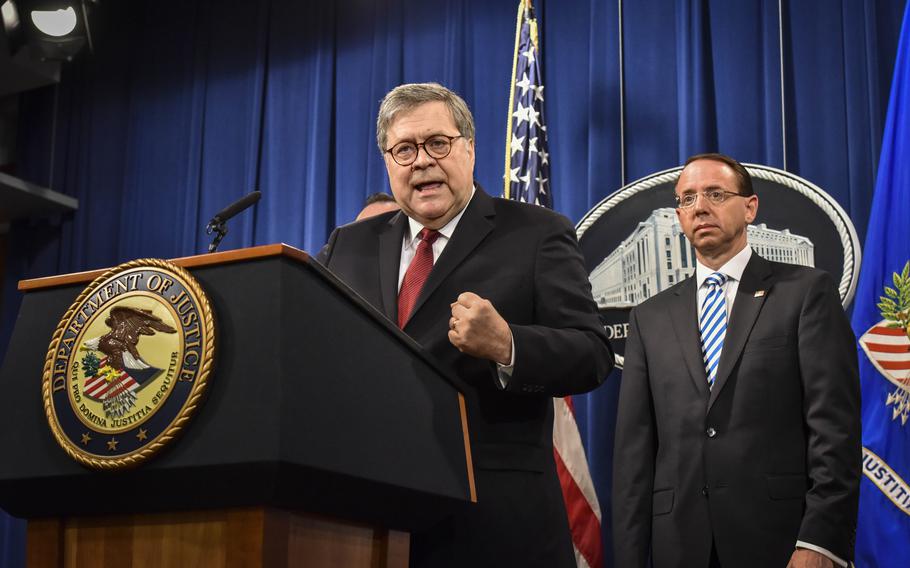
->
[[744, 194, 759, 223]]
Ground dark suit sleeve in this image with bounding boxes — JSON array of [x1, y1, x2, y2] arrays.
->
[[504, 214, 614, 396], [796, 272, 861, 559], [315, 228, 339, 265], [612, 307, 656, 567]]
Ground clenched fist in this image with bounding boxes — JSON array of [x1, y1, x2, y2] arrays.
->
[[448, 292, 513, 365]]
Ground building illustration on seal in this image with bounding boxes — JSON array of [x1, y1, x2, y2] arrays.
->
[[589, 208, 815, 308]]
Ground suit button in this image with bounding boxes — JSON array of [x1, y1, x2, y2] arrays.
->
[[701, 486, 709, 497], [706, 427, 717, 438]]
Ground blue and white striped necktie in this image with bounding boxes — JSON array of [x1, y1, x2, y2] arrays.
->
[[699, 272, 728, 389]]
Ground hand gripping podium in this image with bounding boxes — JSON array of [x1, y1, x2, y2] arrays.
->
[[0, 244, 476, 567]]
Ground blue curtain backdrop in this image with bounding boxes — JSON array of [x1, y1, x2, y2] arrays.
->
[[1, 0, 904, 565]]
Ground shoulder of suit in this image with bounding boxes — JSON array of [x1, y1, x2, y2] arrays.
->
[[335, 209, 400, 234], [490, 195, 572, 226], [634, 278, 692, 313], [760, 257, 831, 284]]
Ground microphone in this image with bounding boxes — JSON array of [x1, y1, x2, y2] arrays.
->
[[206, 191, 262, 253], [210, 191, 261, 224]]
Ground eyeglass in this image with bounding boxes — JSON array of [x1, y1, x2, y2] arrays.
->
[[675, 189, 745, 209], [385, 134, 464, 166]]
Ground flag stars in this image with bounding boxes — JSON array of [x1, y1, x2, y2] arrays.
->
[[507, 10, 551, 210], [512, 103, 530, 125], [510, 135, 526, 156], [515, 73, 532, 96]]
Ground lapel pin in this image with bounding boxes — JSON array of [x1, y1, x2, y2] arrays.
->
[[754, 290, 766, 298]]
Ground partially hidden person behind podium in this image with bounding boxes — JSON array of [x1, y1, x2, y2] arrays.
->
[[318, 82, 614, 567], [356, 192, 399, 221], [612, 153, 861, 568]]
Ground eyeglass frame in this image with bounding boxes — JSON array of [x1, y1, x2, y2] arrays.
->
[[384, 134, 465, 166], [675, 189, 747, 209]]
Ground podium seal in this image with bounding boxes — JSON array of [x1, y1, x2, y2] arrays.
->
[[42, 259, 216, 470]]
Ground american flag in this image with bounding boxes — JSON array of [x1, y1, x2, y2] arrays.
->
[[504, 0, 551, 207], [504, 2, 603, 566]]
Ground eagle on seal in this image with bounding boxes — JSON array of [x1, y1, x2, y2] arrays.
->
[[84, 306, 177, 371], [82, 306, 177, 418]]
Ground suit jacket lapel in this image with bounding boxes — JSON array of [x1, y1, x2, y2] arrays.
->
[[378, 212, 407, 321], [404, 188, 496, 328], [669, 276, 711, 399], [708, 254, 773, 411]]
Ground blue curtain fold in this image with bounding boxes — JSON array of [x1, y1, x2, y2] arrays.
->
[[1, 1, 904, 566]]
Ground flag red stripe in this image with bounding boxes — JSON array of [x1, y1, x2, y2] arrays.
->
[[878, 360, 910, 370], [555, 447, 603, 568], [871, 326, 909, 336], [107, 375, 136, 398], [865, 342, 910, 353], [84, 358, 113, 397], [85, 378, 111, 397], [564, 395, 576, 416]]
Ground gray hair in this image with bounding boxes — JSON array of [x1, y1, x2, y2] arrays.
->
[[376, 83, 476, 153]]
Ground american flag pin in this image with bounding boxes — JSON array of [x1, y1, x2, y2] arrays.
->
[[754, 290, 766, 298]]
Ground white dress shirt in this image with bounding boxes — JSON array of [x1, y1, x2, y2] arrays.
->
[[694, 245, 752, 319], [694, 244, 847, 568]]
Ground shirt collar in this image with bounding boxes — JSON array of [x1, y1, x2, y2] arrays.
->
[[405, 185, 476, 248], [696, 244, 752, 288]]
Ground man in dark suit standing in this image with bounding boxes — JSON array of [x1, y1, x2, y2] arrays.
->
[[319, 83, 613, 567], [612, 154, 860, 568]]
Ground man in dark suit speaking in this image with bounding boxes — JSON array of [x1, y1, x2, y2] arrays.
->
[[319, 83, 613, 567], [612, 153, 861, 568]]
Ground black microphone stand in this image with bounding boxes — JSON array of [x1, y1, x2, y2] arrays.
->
[[204, 191, 262, 253], [205, 217, 227, 253]]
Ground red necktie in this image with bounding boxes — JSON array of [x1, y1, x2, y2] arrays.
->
[[398, 228, 440, 328]]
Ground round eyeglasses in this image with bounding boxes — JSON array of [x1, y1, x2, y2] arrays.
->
[[385, 134, 464, 166], [675, 189, 745, 209]]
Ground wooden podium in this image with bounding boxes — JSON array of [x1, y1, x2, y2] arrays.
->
[[0, 245, 476, 567]]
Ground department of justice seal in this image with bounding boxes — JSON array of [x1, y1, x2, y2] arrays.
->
[[576, 164, 861, 369], [42, 259, 216, 470]]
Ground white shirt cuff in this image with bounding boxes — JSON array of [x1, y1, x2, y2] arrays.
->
[[496, 333, 516, 389], [796, 541, 848, 567]]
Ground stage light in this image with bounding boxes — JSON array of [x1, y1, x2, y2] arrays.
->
[[30, 6, 76, 37], [4, 0, 97, 61]]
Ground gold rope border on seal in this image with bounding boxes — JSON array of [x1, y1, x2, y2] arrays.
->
[[41, 258, 217, 471]]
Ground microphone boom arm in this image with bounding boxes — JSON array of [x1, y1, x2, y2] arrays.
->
[[205, 191, 261, 253]]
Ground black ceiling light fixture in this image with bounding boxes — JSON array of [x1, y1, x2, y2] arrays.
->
[[3, 0, 97, 62]]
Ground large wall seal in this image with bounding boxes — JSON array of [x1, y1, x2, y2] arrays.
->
[[42, 259, 216, 470]]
